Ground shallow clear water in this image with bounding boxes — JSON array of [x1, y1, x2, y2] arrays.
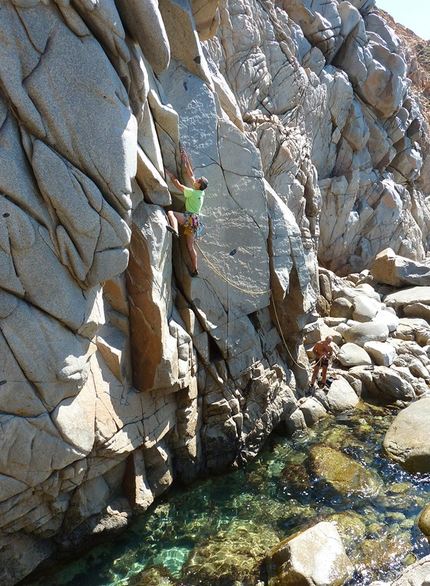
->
[[23, 401, 430, 586]]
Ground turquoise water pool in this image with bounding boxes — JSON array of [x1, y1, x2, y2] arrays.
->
[[22, 400, 430, 585]]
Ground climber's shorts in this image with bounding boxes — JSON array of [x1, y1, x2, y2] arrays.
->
[[321, 358, 329, 367], [183, 212, 203, 238]]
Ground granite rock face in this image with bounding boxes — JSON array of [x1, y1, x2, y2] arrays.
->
[[0, 0, 429, 582]]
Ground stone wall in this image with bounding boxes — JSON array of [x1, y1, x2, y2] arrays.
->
[[0, 0, 428, 582]]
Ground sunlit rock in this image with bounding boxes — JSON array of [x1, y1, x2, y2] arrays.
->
[[364, 341, 397, 366], [371, 366, 416, 403], [267, 521, 354, 586], [383, 398, 430, 473], [343, 321, 389, 347], [372, 248, 430, 287]]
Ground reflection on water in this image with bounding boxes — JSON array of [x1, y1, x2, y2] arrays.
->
[[23, 401, 430, 586]]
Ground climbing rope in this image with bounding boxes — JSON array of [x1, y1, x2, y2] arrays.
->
[[195, 241, 308, 371]]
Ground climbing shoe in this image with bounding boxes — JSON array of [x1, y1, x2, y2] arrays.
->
[[166, 225, 179, 238], [190, 269, 199, 278]]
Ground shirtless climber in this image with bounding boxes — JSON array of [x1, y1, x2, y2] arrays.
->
[[309, 336, 334, 389], [165, 149, 208, 278]]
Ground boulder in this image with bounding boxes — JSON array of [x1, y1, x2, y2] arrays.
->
[[334, 284, 381, 304], [370, 248, 406, 287], [383, 398, 430, 472], [331, 297, 353, 319], [403, 302, 430, 322], [267, 521, 354, 586], [372, 308, 399, 333], [337, 342, 372, 366], [352, 294, 381, 322], [384, 287, 430, 313], [324, 377, 360, 412], [395, 318, 430, 347], [283, 408, 307, 435], [343, 321, 389, 346], [371, 366, 416, 403], [299, 397, 328, 427], [364, 341, 396, 366]]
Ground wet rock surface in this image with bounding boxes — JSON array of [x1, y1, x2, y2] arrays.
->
[[309, 445, 383, 497]]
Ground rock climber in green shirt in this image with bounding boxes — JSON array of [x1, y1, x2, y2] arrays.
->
[[165, 149, 208, 277]]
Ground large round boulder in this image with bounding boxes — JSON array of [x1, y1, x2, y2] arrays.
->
[[343, 321, 389, 347], [364, 341, 396, 366], [352, 294, 381, 322], [337, 343, 372, 367], [383, 398, 430, 473], [330, 297, 353, 319], [372, 308, 399, 332]]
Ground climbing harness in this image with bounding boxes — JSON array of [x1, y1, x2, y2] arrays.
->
[[184, 212, 203, 239]]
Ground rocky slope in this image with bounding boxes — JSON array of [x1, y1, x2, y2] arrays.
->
[[377, 8, 430, 122], [1, 0, 430, 583]]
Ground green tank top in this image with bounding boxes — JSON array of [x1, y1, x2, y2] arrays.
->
[[184, 187, 204, 214]]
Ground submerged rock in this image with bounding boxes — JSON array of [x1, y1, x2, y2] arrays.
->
[[351, 536, 412, 579], [279, 462, 311, 493], [129, 565, 175, 586], [183, 519, 279, 585], [267, 521, 353, 586], [309, 445, 382, 497], [324, 511, 367, 552], [369, 553, 430, 586]]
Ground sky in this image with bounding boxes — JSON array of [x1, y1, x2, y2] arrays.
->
[[375, 0, 430, 40]]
